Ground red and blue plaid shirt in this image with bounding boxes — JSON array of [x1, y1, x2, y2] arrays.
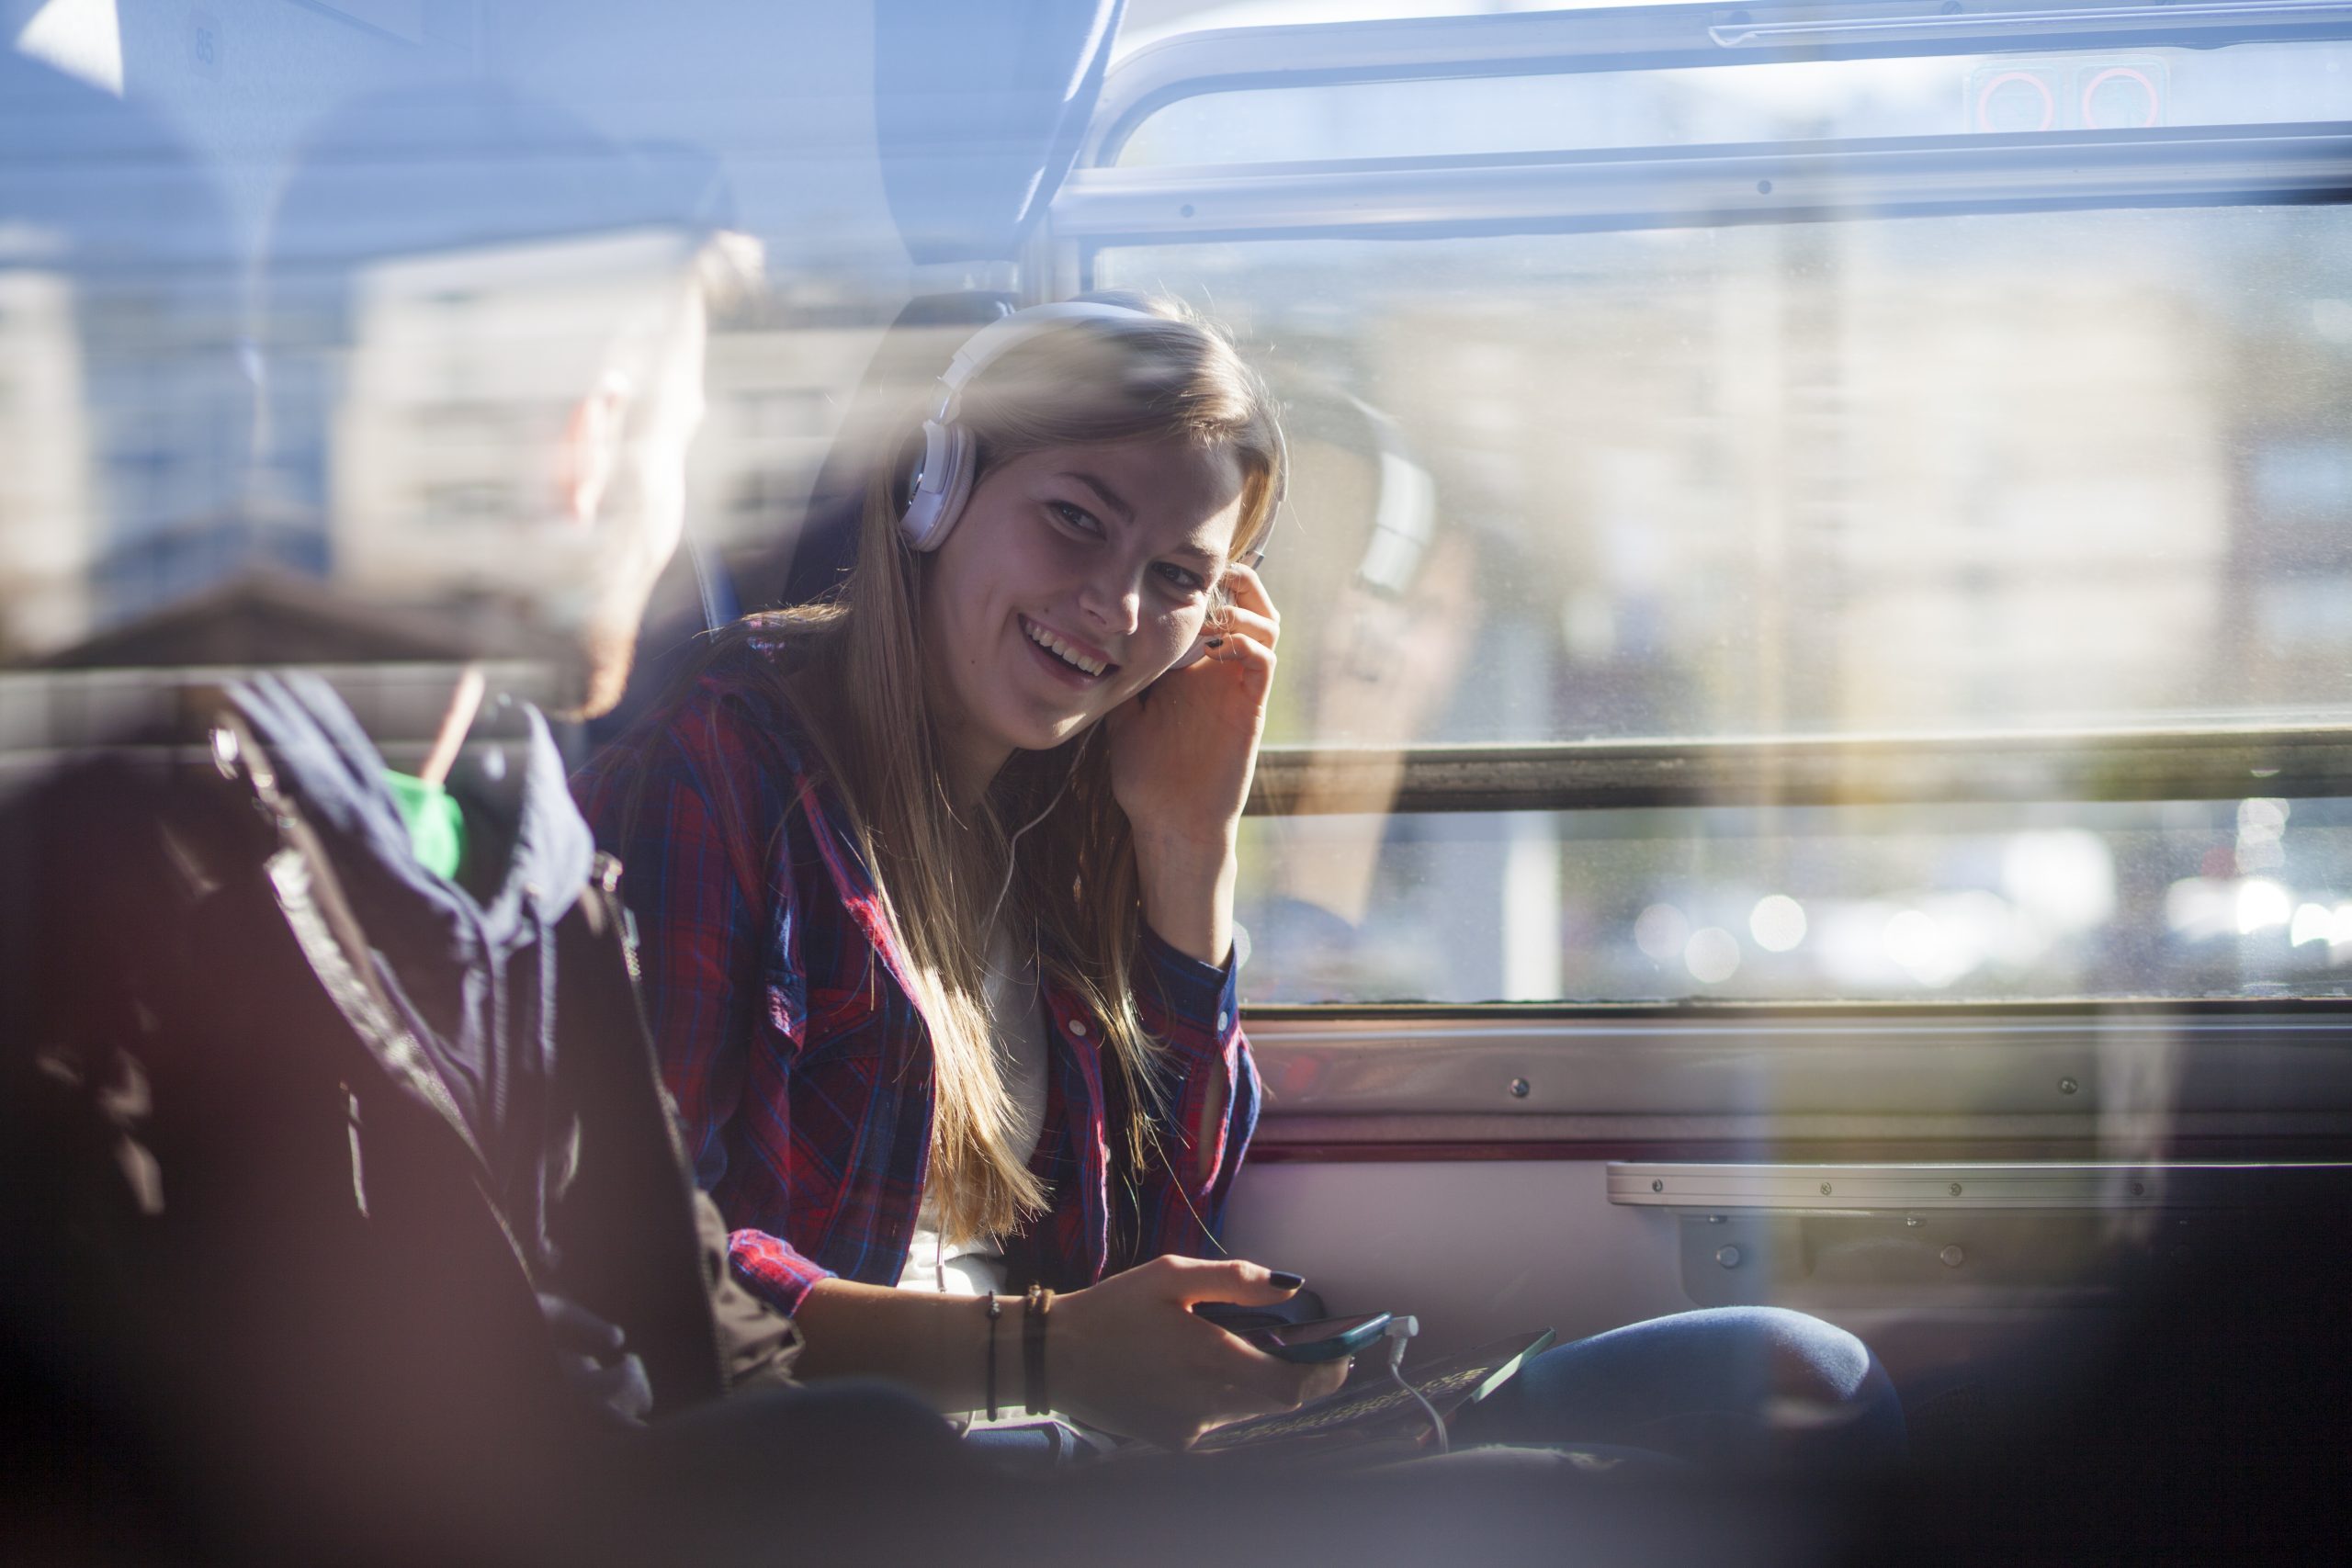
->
[[572, 635, 1258, 1314]]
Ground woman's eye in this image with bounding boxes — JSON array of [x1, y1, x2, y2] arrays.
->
[[1048, 501, 1102, 536], [1154, 562, 1208, 595]]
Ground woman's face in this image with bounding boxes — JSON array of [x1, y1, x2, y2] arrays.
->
[[920, 434, 1248, 780]]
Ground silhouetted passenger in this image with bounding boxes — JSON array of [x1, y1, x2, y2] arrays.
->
[[0, 77, 956, 1565]]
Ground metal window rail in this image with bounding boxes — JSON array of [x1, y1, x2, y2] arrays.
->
[[1245, 723, 2352, 816], [1089, 0, 2352, 169], [1607, 1158, 2352, 1208], [1055, 122, 2352, 246], [1243, 1004, 2352, 1117]]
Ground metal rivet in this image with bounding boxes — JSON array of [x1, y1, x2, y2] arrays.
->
[[1709, 1213, 1726, 1224], [1509, 1077, 1531, 1100], [209, 726, 240, 778], [1819, 1182, 1833, 1196], [1939, 1245, 1966, 1268], [1715, 1246, 1742, 1269], [1069, 1020, 1088, 1036], [2130, 1180, 2146, 1198], [1216, 1011, 1229, 1032], [1950, 1182, 1964, 1197], [1651, 1178, 1665, 1193], [1905, 1214, 1924, 1228], [2059, 1077, 2079, 1095]]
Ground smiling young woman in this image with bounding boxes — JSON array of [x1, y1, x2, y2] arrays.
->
[[573, 297, 1339, 1450]]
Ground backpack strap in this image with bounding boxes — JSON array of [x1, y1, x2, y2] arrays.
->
[[546, 856, 734, 1409], [208, 708, 535, 1286]]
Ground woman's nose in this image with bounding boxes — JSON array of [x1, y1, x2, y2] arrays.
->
[[1078, 570, 1142, 637]]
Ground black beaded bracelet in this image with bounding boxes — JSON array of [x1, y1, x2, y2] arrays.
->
[[1023, 1284, 1053, 1416], [983, 1292, 1002, 1423]]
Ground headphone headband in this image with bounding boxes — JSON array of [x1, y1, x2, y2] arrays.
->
[[899, 300, 1157, 553]]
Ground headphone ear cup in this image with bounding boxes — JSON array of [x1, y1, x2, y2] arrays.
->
[[899, 420, 975, 552]]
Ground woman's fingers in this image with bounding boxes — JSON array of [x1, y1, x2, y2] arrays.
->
[[1208, 629, 1277, 675], [1207, 605, 1277, 653], [1299, 1357, 1350, 1404], [1158, 1256, 1305, 1307], [1217, 570, 1280, 647], [1224, 561, 1279, 625], [1208, 1356, 1336, 1430]]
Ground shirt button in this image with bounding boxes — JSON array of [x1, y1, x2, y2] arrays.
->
[[1069, 1019, 1088, 1036], [1216, 1011, 1229, 1032]]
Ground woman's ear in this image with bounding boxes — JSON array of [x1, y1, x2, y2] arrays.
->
[[557, 371, 632, 525]]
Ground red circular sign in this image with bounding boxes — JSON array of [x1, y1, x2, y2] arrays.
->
[[1976, 71, 2056, 133], [2080, 66, 2160, 130]]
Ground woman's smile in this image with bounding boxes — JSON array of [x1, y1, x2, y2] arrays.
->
[[1017, 613, 1119, 688]]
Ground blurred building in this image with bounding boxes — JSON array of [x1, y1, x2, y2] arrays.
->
[[1363, 227, 2233, 741], [0, 267, 96, 659]]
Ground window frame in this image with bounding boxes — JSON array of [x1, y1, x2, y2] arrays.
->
[[1081, 0, 2352, 172], [1249, 725, 2352, 815]]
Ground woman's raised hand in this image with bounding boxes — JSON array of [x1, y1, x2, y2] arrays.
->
[[1106, 562, 1276, 850], [1105, 563, 1278, 964], [1049, 1255, 1348, 1450]]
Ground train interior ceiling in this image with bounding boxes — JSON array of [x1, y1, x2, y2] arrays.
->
[[6, 0, 2352, 1510]]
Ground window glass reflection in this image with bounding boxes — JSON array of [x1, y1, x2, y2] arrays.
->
[[1238, 796, 2352, 1004], [1104, 206, 2352, 747]]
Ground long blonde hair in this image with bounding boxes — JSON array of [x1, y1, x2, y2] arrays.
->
[[740, 295, 1282, 1245]]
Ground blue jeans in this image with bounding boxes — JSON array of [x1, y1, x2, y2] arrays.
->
[[1451, 1307, 1906, 1469], [968, 1308, 1904, 1472]]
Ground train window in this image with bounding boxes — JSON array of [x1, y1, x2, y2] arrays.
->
[[1105, 210, 2352, 741], [1064, 2, 2352, 1007]]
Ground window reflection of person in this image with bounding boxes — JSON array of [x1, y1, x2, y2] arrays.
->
[[1262, 528, 1481, 998], [1249, 400, 1481, 1001], [259, 94, 760, 735]]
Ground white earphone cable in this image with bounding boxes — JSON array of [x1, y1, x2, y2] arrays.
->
[[1384, 1316, 1447, 1454], [983, 728, 1091, 938]]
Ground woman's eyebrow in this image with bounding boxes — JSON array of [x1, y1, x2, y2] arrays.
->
[[1058, 470, 1136, 525]]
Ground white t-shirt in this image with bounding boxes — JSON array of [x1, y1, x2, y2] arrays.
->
[[894, 924, 1048, 1296]]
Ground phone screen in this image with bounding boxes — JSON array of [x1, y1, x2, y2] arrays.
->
[[1247, 1313, 1389, 1351]]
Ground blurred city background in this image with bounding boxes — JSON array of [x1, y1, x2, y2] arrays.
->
[[4, 0, 2349, 1004]]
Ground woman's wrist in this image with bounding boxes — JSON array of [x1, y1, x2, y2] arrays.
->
[[1021, 1285, 1054, 1415], [1132, 825, 1238, 967], [794, 1277, 994, 1412], [1033, 1281, 1104, 1428]]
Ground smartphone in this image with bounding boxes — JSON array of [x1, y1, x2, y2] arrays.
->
[[1241, 1312, 1394, 1364]]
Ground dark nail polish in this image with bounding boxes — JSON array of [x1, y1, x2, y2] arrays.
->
[[1268, 1270, 1306, 1291]]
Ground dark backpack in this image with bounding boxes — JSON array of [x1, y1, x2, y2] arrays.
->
[[0, 705, 788, 1559]]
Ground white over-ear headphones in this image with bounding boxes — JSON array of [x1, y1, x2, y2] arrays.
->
[[899, 299, 1157, 552]]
